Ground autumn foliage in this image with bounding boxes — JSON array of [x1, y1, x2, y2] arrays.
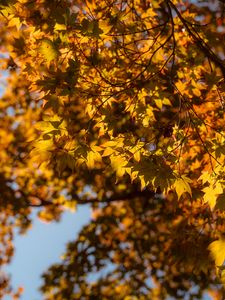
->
[[0, 0, 225, 299]]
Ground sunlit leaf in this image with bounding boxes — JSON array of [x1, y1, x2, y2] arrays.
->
[[174, 175, 192, 200], [39, 39, 59, 62]]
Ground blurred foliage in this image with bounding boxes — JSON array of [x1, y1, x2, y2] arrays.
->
[[0, 0, 225, 299]]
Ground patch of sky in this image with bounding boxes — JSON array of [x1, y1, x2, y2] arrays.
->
[[86, 260, 116, 284], [4, 205, 91, 300]]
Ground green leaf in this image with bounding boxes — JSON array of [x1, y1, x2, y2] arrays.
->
[[39, 39, 59, 62]]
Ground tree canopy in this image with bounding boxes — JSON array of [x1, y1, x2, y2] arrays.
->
[[0, 0, 225, 299]]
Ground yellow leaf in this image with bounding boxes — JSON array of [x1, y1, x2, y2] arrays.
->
[[0, 4, 15, 18], [101, 140, 121, 148], [64, 200, 76, 212], [86, 151, 96, 169], [203, 182, 223, 209], [54, 23, 67, 31], [86, 150, 102, 169], [30, 139, 54, 163], [192, 88, 201, 97], [90, 145, 102, 152], [102, 147, 114, 157], [130, 170, 138, 181], [8, 17, 21, 30], [163, 98, 172, 106], [176, 80, 187, 94], [98, 20, 112, 35], [208, 238, 225, 267], [133, 151, 141, 162], [174, 175, 192, 200], [140, 175, 147, 190], [32, 139, 54, 151], [199, 171, 211, 184], [154, 99, 163, 110], [35, 121, 56, 133], [110, 155, 127, 178], [39, 39, 59, 62], [142, 116, 150, 127]]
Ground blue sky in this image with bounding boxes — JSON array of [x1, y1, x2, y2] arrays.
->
[[4, 205, 212, 300], [0, 175, 213, 295], [5, 206, 91, 300]]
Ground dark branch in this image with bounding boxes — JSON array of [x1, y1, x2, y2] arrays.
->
[[168, 0, 225, 79], [28, 189, 156, 207]]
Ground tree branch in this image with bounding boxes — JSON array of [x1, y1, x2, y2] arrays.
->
[[28, 189, 155, 207], [168, 0, 225, 79]]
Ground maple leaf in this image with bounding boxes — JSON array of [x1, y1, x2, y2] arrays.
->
[[39, 39, 59, 62], [174, 175, 192, 200], [203, 182, 223, 209], [209, 238, 225, 267]]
